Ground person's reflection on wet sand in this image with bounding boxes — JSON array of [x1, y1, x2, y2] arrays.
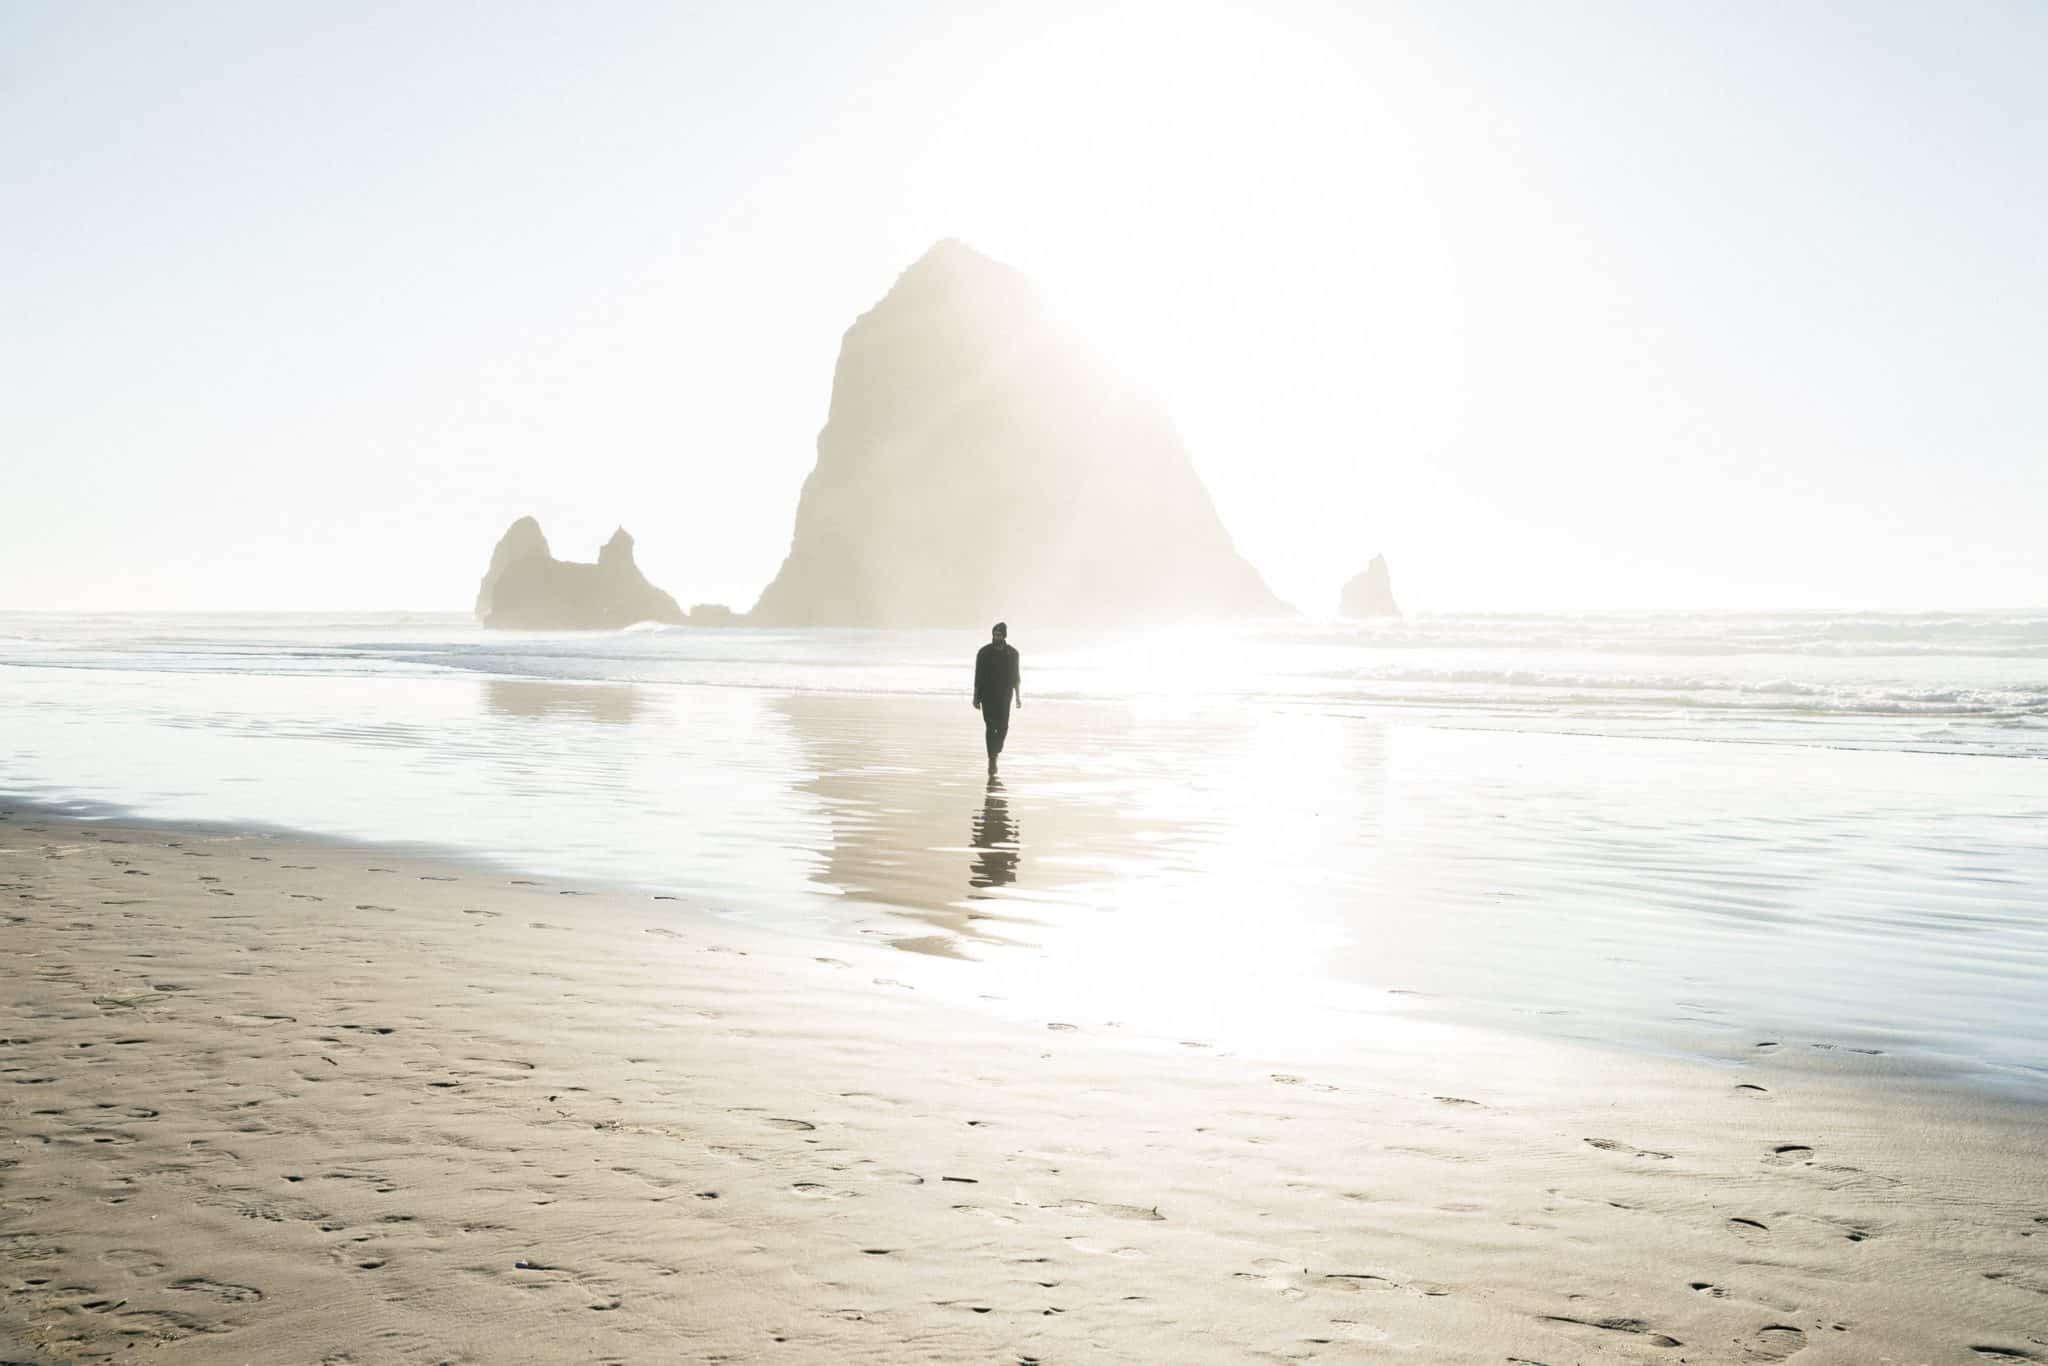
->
[[970, 779, 1018, 892]]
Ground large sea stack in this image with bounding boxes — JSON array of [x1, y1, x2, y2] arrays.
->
[[474, 518, 686, 629], [749, 240, 1287, 627], [1340, 554, 1400, 618]]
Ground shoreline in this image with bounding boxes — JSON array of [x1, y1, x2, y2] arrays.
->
[[6, 789, 2041, 1105], [5, 806, 2047, 1362], [8, 641, 2047, 1092]]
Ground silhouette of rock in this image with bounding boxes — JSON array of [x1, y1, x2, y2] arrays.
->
[[475, 518, 685, 629], [1340, 554, 1400, 618], [750, 239, 1287, 626], [687, 604, 740, 626]]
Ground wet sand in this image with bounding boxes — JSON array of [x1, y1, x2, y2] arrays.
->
[[3, 805, 2046, 1363], [15, 662, 2048, 1081]]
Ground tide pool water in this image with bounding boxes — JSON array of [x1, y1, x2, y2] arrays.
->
[[3, 611, 2044, 1088]]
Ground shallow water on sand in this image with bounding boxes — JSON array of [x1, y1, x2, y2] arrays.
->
[[3, 613, 2046, 1089]]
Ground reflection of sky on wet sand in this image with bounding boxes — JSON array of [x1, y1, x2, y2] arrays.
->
[[770, 691, 1192, 955], [485, 678, 644, 725], [5, 664, 2048, 1083]]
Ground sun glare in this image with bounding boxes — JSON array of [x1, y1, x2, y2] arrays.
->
[[896, 3, 1465, 606]]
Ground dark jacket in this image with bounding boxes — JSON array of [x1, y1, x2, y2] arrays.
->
[[974, 641, 1020, 708]]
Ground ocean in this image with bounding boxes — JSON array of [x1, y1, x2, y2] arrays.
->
[[4, 610, 2045, 1089]]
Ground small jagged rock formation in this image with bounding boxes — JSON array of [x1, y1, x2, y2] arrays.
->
[[687, 604, 739, 626], [1340, 554, 1401, 618], [750, 239, 1287, 627], [475, 518, 686, 629]]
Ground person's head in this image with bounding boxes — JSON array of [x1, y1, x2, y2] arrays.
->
[[991, 621, 1007, 644]]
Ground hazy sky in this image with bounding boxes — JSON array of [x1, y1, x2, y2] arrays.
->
[[6, 0, 2045, 613]]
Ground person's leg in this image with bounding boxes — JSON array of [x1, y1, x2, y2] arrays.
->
[[984, 706, 1008, 770]]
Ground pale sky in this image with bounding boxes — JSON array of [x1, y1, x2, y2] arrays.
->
[[5, 0, 2044, 614]]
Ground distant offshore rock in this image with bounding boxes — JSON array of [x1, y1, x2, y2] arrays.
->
[[687, 603, 740, 626], [750, 239, 1288, 627], [1340, 554, 1400, 617], [475, 518, 686, 630]]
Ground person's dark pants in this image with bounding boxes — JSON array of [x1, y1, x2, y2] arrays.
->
[[983, 702, 1010, 763]]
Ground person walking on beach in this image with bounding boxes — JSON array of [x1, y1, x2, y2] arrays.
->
[[973, 622, 1022, 777]]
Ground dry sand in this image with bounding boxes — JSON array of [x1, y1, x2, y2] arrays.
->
[[2, 806, 2045, 1364]]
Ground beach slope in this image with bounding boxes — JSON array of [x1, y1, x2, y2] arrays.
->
[[3, 809, 2044, 1363]]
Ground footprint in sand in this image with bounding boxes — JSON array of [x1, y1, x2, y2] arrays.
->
[[1764, 1144, 1816, 1166], [1968, 1350, 2041, 1362], [1064, 1237, 1145, 1258], [856, 1167, 926, 1186], [170, 1276, 264, 1303], [1544, 1315, 1682, 1349], [1043, 1199, 1165, 1222], [1319, 1272, 1397, 1293], [1231, 1268, 1307, 1300], [791, 1182, 858, 1200], [1323, 1271, 1452, 1299], [102, 1249, 166, 1276], [952, 1204, 1020, 1225], [1728, 1217, 1772, 1243], [1742, 1325, 1807, 1360], [1984, 1269, 2048, 1297], [1585, 1137, 1673, 1160]]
